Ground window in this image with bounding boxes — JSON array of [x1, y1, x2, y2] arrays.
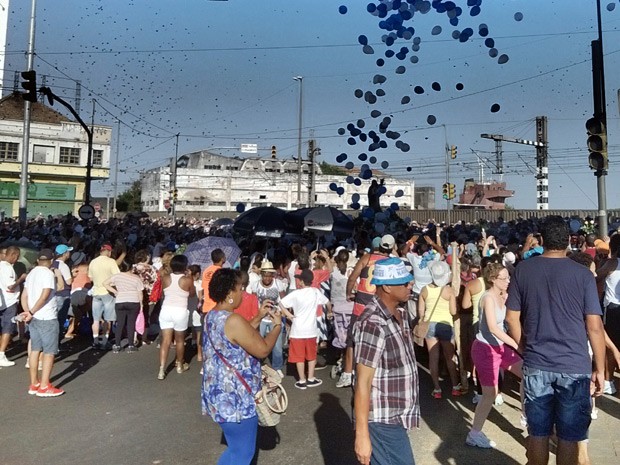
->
[[0, 142, 19, 161], [92, 149, 103, 166], [59, 147, 81, 165], [259, 195, 267, 200], [203, 164, 221, 170]]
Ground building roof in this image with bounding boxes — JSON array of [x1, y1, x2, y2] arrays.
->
[[0, 92, 72, 124]]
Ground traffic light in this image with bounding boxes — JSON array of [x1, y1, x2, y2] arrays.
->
[[442, 182, 449, 200], [450, 145, 457, 159], [586, 117, 607, 172], [21, 70, 37, 103], [271, 145, 277, 159], [448, 183, 456, 200], [173, 188, 178, 201]]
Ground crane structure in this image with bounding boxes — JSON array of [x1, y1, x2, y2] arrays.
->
[[481, 116, 548, 210]]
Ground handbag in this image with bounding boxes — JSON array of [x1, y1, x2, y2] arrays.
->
[[206, 322, 288, 427], [413, 286, 443, 347]]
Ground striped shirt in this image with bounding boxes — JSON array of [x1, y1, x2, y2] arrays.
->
[[353, 296, 420, 430]]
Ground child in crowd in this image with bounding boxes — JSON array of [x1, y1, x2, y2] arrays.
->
[[280, 269, 331, 390]]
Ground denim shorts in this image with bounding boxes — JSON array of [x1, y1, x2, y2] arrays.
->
[[0, 303, 17, 334], [425, 321, 454, 342], [29, 319, 60, 355], [522, 365, 591, 442], [92, 294, 116, 322]]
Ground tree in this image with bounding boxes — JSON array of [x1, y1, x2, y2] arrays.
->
[[116, 180, 142, 212], [319, 161, 347, 176]]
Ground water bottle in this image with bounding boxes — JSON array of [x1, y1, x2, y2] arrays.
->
[[11, 314, 25, 323]]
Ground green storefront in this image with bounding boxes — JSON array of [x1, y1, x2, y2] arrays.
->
[[0, 181, 78, 218]]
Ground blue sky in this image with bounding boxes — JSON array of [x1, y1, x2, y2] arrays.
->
[[4, 0, 620, 209]]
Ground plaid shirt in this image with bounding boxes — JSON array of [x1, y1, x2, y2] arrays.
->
[[353, 296, 420, 429]]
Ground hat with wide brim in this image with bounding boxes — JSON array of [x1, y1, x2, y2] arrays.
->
[[260, 260, 276, 273], [429, 260, 451, 287], [370, 257, 413, 286]]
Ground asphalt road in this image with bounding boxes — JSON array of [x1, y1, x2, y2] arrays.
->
[[1, 337, 619, 465]]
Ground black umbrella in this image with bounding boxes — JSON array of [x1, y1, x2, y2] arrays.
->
[[233, 207, 287, 238], [212, 217, 234, 227], [285, 207, 354, 237]]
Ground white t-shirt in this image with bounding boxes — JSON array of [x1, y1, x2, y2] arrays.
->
[[25, 266, 57, 320], [248, 279, 287, 323], [288, 260, 298, 291], [280, 287, 328, 339], [0, 260, 19, 307]]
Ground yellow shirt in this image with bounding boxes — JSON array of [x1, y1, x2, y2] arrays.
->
[[88, 255, 120, 296], [423, 285, 453, 327]]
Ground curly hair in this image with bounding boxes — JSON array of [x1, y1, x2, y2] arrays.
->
[[209, 268, 242, 304], [482, 262, 506, 289], [541, 215, 569, 251]]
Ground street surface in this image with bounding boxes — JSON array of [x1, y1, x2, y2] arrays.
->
[[1, 338, 619, 465]]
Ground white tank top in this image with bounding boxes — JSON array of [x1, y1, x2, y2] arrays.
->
[[330, 268, 349, 304], [604, 260, 620, 306], [163, 273, 189, 308]]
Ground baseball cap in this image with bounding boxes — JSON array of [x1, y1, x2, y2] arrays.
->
[[502, 251, 516, 266], [371, 237, 381, 249], [380, 234, 395, 249], [294, 269, 314, 285], [55, 244, 73, 255], [38, 248, 54, 261], [370, 257, 413, 286], [100, 243, 112, 251]]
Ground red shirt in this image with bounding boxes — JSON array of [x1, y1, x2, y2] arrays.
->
[[234, 292, 259, 322]]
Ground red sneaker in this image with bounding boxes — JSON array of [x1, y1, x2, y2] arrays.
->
[[432, 389, 442, 399], [27, 383, 40, 395], [36, 385, 65, 398]]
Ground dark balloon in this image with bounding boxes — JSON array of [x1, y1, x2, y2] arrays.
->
[[236, 203, 245, 213], [427, 115, 437, 125], [406, 167, 412, 172], [354, 89, 363, 98], [338, 127, 345, 135], [339, 5, 348, 14], [456, 82, 464, 90], [514, 12, 524, 21], [395, 189, 404, 197], [376, 58, 385, 67], [363, 44, 374, 54], [345, 162, 355, 169], [369, 156, 377, 164], [396, 66, 406, 74], [371, 110, 382, 118], [401, 96, 411, 104], [489, 48, 498, 58], [431, 25, 442, 35], [431, 82, 441, 91], [381, 161, 389, 169], [498, 54, 509, 64], [491, 103, 501, 113], [414, 86, 424, 94], [358, 153, 368, 161]]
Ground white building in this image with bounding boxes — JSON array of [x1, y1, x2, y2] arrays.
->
[[140, 151, 414, 214]]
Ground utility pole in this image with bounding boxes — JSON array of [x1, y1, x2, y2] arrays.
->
[[113, 119, 120, 216], [307, 138, 319, 207], [293, 76, 303, 207], [171, 133, 179, 221], [587, 0, 608, 236], [18, 0, 37, 225]]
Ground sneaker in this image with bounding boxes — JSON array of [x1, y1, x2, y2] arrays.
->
[[432, 389, 442, 399], [452, 384, 463, 396], [314, 362, 328, 371], [0, 355, 16, 367], [158, 366, 166, 380], [295, 380, 307, 390], [494, 394, 504, 406], [591, 408, 598, 420], [276, 369, 284, 379], [520, 414, 528, 428], [472, 393, 482, 404], [112, 345, 121, 354], [466, 430, 496, 449], [36, 385, 65, 398], [603, 380, 617, 395], [306, 378, 323, 387], [336, 372, 353, 388], [28, 383, 41, 395], [126, 345, 138, 354], [176, 362, 190, 374]]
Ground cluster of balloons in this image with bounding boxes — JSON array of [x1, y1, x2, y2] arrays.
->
[[333, 1, 526, 210]]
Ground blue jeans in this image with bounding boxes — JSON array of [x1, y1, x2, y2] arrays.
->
[[55, 296, 71, 330], [259, 320, 284, 370], [217, 416, 258, 465], [368, 422, 415, 465], [523, 365, 592, 442]]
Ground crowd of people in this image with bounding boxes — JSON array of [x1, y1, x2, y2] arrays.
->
[[0, 211, 619, 465]]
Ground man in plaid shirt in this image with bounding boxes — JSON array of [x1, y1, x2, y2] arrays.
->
[[353, 257, 420, 465]]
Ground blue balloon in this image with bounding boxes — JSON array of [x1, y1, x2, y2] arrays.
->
[[431, 25, 442, 36], [369, 156, 377, 164], [427, 115, 437, 125], [346, 176, 354, 184], [336, 187, 345, 196], [338, 5, 348, 14], [358, 35, 368, 45], [395, 189, 404, 197], [514, 12, 524, 21], [390, 202, 400, 211], [358, 153, 368, 161], [351, 202, 361, 210], [381, 161, 389, 169], [352, 193, 360, 202], [354, 178, 362, 186], [329, 183, 338, 191], [345, 162, 354, 170], [236, 203, 245, 213]]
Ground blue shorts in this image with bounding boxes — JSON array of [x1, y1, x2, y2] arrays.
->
[[0, 303, 17, 334], [29, 319, 60, 355], [425, 321, 454, 342], [92, 294, 116, 322], [522, 365, 592, 442]]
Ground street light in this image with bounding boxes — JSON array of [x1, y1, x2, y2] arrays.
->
[[293, 76, 303, 207]]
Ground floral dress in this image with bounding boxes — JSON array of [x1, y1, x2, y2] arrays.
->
[[201, 310, 261, 423]]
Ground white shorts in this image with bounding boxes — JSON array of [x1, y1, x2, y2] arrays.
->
[[159, 306, 189, 332], [191, 310, 202, 329]]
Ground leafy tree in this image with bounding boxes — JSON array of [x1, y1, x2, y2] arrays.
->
[[116, 180, 142, 212], [319, 161, 347, 176]]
